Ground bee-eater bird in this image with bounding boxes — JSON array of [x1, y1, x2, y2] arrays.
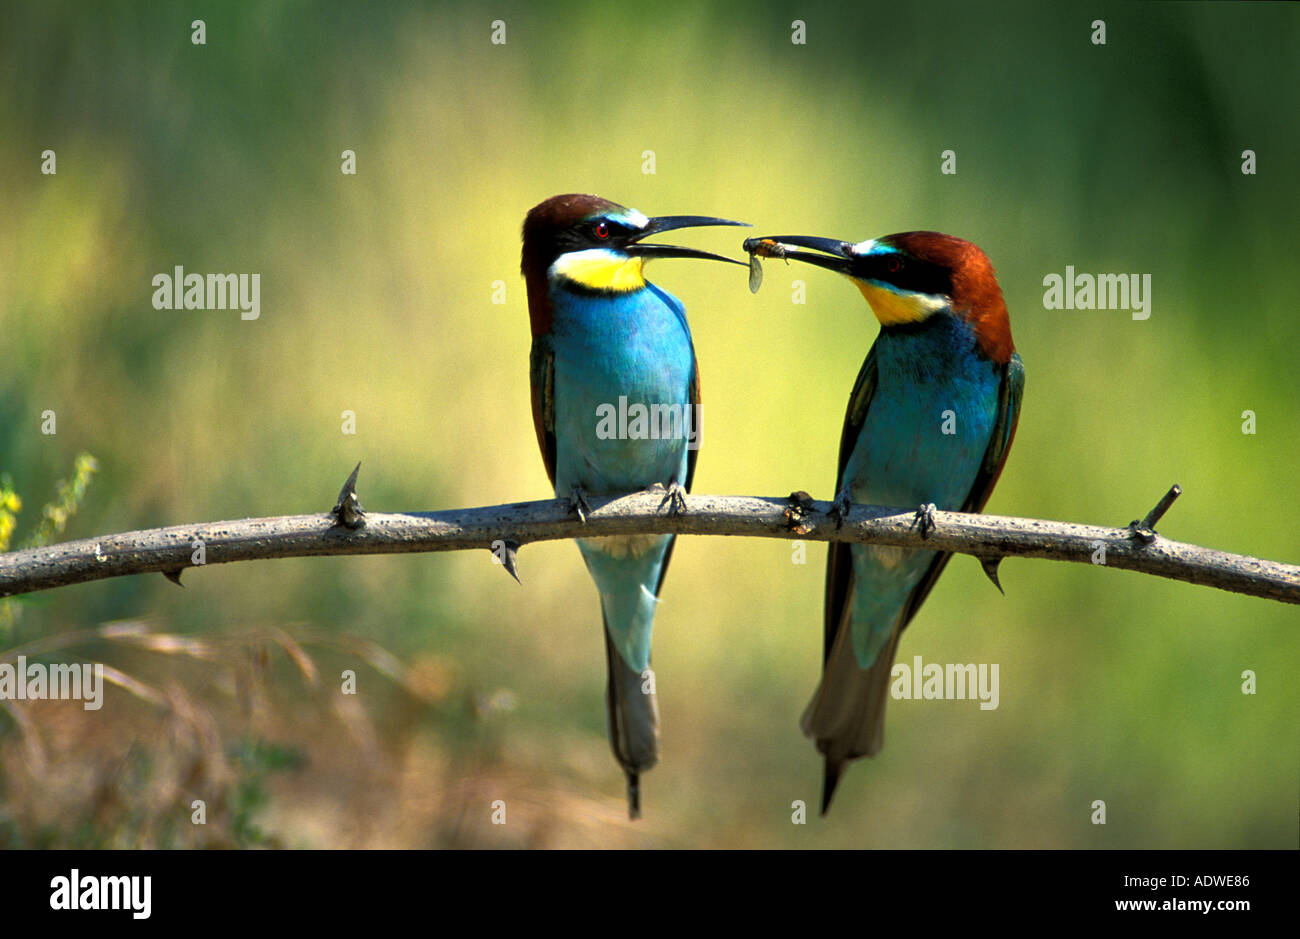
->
[[744, 231, 1023, 814], [521, 194, 746, 817]]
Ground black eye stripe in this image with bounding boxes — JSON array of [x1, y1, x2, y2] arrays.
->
[[865, 255, 951, 296]]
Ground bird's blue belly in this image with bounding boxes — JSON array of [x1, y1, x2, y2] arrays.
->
[[550, 287, 693, 496], [546, 283, 696, 672], [843, 318, 1002, 667]]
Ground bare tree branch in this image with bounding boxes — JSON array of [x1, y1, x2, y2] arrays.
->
[[0, 480, 1295, 604]]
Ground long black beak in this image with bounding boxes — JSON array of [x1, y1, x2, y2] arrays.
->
[[742, 235, 854, 274], [628, 215, 751, 266]]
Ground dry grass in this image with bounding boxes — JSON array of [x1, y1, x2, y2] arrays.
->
[[0, 619, 654, 849]]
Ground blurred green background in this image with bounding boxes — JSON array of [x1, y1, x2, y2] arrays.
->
[[0, 0, 1296, 848]]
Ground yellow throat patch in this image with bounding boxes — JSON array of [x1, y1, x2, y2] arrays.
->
[[552, 249, 647, 292], [855, 278, 946, 326]]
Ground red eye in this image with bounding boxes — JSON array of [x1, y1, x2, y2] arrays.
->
[[595, 221, 610, 239], [887, 256, 902, 273]]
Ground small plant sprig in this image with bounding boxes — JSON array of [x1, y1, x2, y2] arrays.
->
[[25, 452, 100, 549], [0, 453, 98, 631]]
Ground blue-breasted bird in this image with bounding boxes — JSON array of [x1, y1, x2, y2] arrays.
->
[[744, 231, 1024, 814], [522, 194, 746, 817]]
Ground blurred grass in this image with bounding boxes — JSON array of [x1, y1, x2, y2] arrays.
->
[[0, 0, 1296, 847]]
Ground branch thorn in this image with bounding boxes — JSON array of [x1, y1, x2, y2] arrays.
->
[[493, 539, 521, 584], [331, 461, 366, 529], [979, 556, 1005, 595], [1128, 484, 1181, 545]]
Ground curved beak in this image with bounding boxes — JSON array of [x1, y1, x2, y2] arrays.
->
[[628, 215, 751, 266], [743, 235, 855, 274]]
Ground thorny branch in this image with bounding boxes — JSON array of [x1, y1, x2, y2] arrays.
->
[[0, 473, 1295, 604]]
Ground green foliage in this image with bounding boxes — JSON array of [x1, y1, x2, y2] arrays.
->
[[23, 453, 100, 550], [0, 454, 98, 633], [226, 738, 308, 849], [0, 478, 20, 554]]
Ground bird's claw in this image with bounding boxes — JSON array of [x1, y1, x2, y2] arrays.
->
[[911, 503, 937, 539], [826, 489, 853, 529], [569, 485, 592, 524], [650, 481, 687, 516]]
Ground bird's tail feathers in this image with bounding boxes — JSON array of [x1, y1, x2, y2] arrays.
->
[[800, 621, 903, 814], [602, 614, 659, 819]]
